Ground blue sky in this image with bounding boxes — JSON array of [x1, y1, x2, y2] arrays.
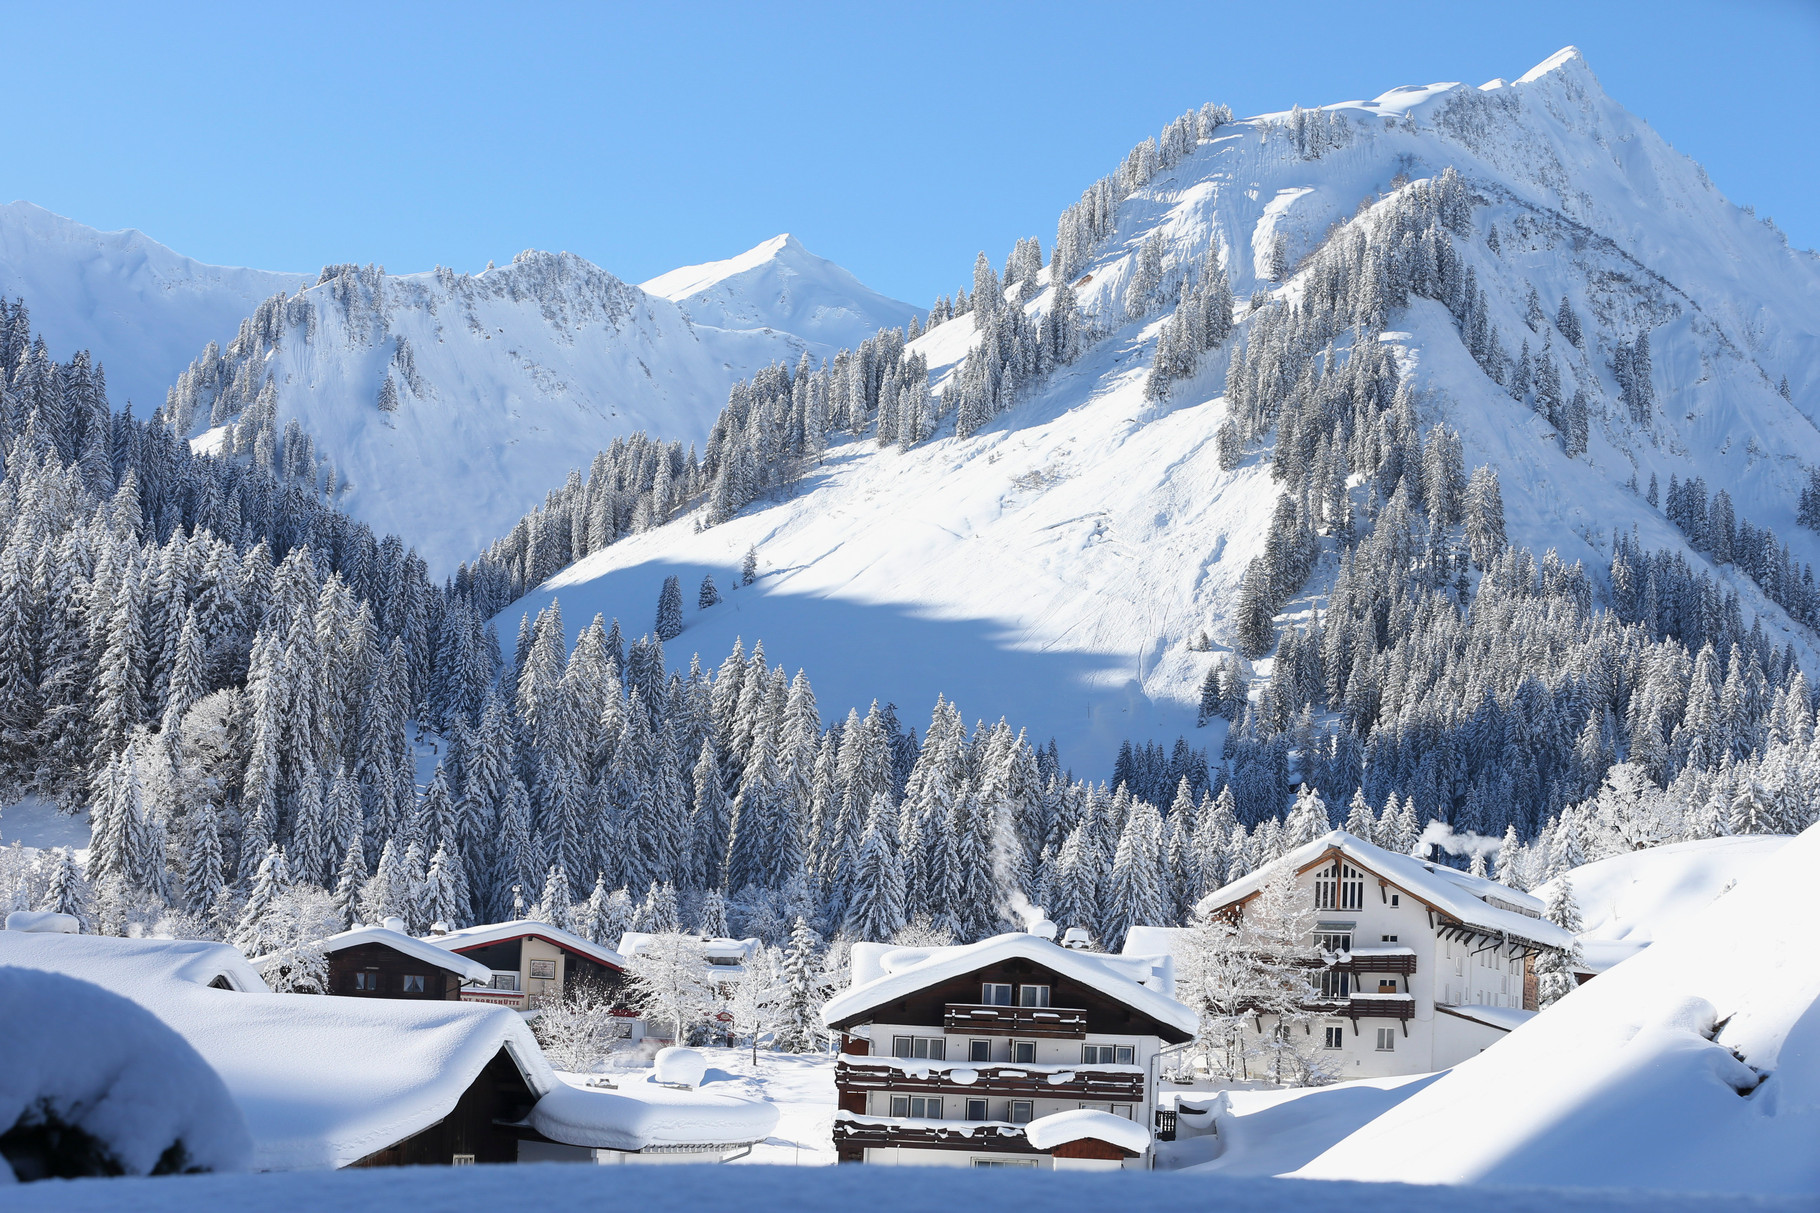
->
[[9, 1, 1816, 305]]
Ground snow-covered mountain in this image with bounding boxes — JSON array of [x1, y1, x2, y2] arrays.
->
[[496, 48, 1820, 773], [170, 240, 918, 574], [0, 202, 309, 409], [641, 233, 923, 358]]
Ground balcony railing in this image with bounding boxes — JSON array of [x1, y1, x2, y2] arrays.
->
[[943, 1004, 1089, 1038], [832, 1113, 1041, 1154], [1335, 950, 1418, 976], [1303, 994, 1415, 1020], [836, 1058, 1143, 1101]]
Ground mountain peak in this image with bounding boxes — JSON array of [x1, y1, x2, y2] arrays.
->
[[1517, 44, 1592, 86]]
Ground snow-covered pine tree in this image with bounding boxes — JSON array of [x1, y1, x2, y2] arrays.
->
[[654, 575, 684, 641]]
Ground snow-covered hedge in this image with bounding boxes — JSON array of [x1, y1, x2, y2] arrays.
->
[[0, 967, 250, 1181]]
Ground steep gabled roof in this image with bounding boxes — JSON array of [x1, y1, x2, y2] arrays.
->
[[821, 932, 1197, 1039], [313, 925, 495, 983], [1197, 830, 1573, 951], [423, 919, 627, 970]]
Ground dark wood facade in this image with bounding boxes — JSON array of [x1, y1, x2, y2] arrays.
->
[[327, 941, 465, 1000], [347, 1048, 538, 1166], [825, 954, 1191, 1044]]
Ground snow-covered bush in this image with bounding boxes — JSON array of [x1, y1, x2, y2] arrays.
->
[[533, 981, 624, 1075], [0, 966, 249, 1180]]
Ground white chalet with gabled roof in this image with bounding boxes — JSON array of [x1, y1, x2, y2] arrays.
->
[[820, 931, 1196, 1170], [1183, 829, 1575, 1077]]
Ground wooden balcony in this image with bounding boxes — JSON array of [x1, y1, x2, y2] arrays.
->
[[943, 1003, 1088, 1038], [836, 1058, 1144, 1102], [832, 1113, 1041, 1154], [1339, 950, 1417, 976], [1304, 994, 1415, 1020]]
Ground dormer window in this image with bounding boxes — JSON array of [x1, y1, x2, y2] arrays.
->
[[1314, 861, 1365, 910]]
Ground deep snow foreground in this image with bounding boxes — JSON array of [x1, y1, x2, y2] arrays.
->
[[500, 48, 1820, 772], [0, 202, 308, 410], [1537, 835, 1791, 972], [5, 1158, 1807, 1212], [1292, 822, 1820, 1194]]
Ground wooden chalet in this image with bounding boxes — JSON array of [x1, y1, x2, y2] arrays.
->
[[316, 920, 494, 1001], [820, 932, 1196, 1170]]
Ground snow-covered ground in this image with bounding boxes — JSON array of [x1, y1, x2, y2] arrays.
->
[[0, 796, 89, 852], [591, 1046, 837, 1165], [497, 49, 1820, 773], [1537, 835, 1792, 972], [1158, 1074, 1441, 1175], [5, 1156, 1806, 1211]]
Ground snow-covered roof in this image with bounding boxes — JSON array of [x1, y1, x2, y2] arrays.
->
[[423, 919, 627, 970], [617, 932, 758, 965], [822, 932, 1197, 1040], [311, 925, 494, 983], [0, 933, 765, 1168], [529, 1074, 779, 1152], [1198, 831, 1573, 951], [1436, 1003, 1535, 1033], [1022, 1108, 1151, 1155], [0, 965, 252, 1178]]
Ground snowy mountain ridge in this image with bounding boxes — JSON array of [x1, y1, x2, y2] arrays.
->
[[641, 232, 922, 353], [495, 47, 1820, 774], [162, 239, 917, 573], [0, 201, 310, 410]]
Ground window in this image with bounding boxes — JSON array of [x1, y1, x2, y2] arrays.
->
[[1008, 1101, 1033, 1124], [890, 1095, 943, 1119], [1376, 1028, 1396, 1052], [354, 971, 378, 991], [968, 1040, 992, 1063], [1314, 930, 1352, 954], [451, 1153, 475, 1166], [1390, 894, 1400, 907], [401, 974, 425, 993], [965, 1098, 988, 1121], [891, 1036, 946, 1060], [1082, 1044, 1134, 1065], [1011, 1040, 1036, 1064], [971, 1159, 1037, 1169], [1381, 935, 1398, 943], [1317, 969, 1351, 999], [1323, 1025, 1345, 1050], [1018, 984, 1051, 1008], [1314, 862, 1366, 910], [981, 982, 1013, 1006], [490, 972, 519, 991]]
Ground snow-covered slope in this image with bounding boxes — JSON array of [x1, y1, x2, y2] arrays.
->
[[1537, 836, 1791, 973], [496, 48, 1820, 772], [1292, 821, 1820, 1195], [0, 202, 308, 408], [177, 247, 912, 574], [641, 233, 922, 358]]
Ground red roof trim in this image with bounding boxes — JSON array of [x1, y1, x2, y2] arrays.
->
[[447, 931, 625, 972]]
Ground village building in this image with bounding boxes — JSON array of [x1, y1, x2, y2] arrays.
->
[[1155, 829, 1576, 1079], [820, 930, 1197, 1170], [311, 919, 494, 1000], [0, 931, 776, 1168], [423, 919, 630, 1011]]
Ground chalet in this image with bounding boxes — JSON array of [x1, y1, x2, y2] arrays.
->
[[1172, 829, 1576, 1078], [820, 931, 1197, 1170], [311, 919, 494, 1000], [0, 931, 778, 1168], [423, 919, 630, 1012]]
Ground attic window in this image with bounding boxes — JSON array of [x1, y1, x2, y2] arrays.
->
[[1315, 862, 1365, 911], [981, 983, 1014, 1006]]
